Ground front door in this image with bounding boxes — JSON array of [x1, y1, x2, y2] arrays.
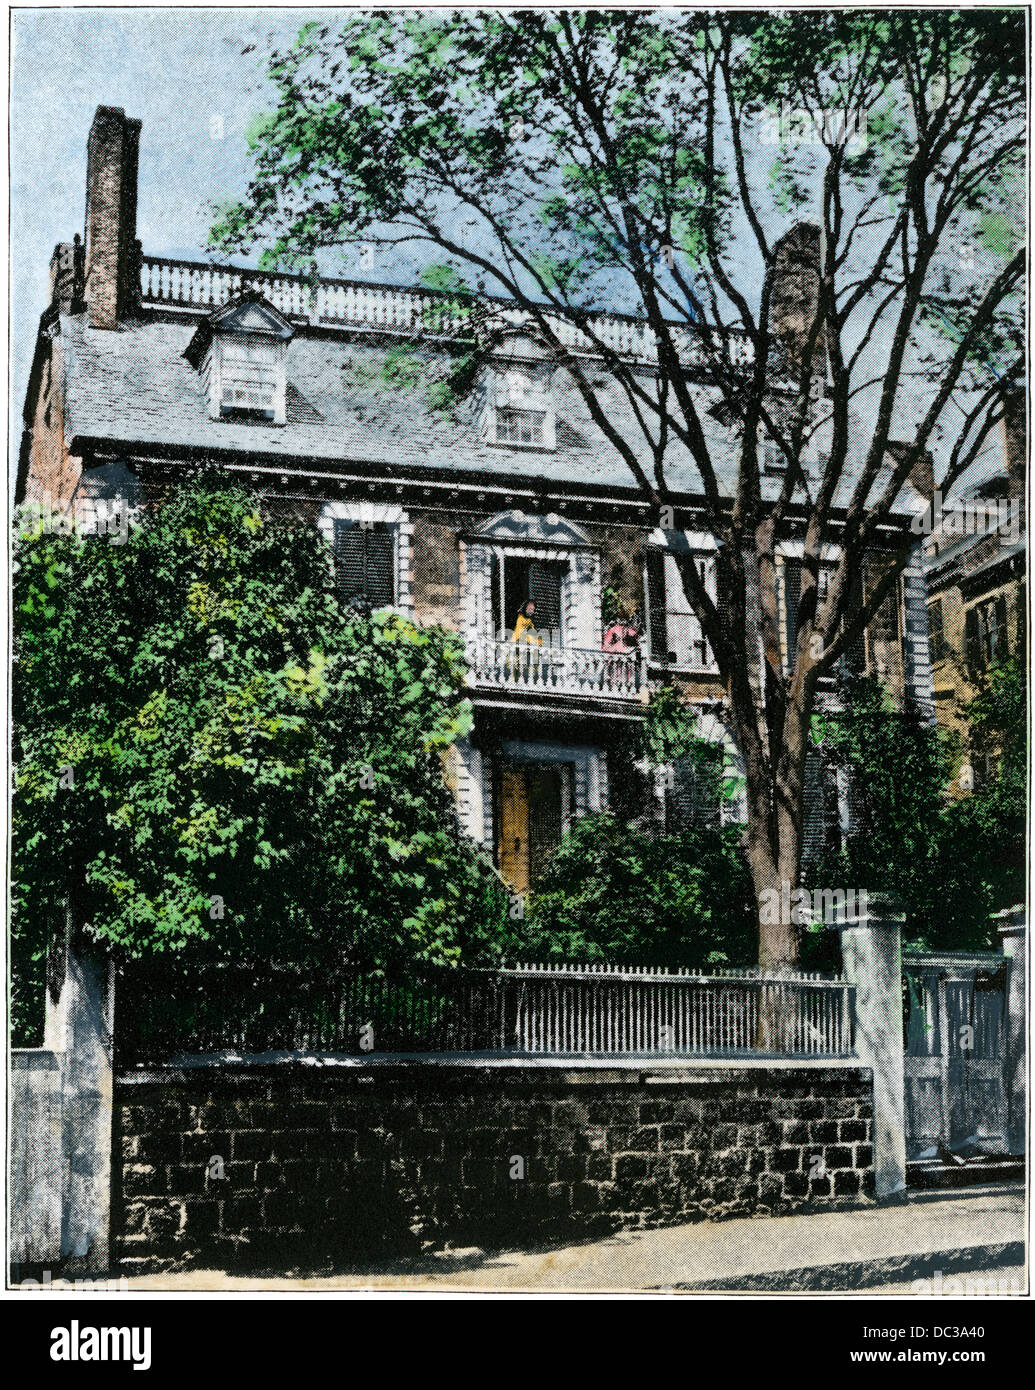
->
[[497, 763, 571, 893]]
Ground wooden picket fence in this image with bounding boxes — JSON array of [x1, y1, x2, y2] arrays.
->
[[116, 958, 854, 1064]]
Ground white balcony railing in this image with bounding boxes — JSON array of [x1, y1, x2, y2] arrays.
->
[[139, 255, 753, 367], [466, 635, 648, 700]]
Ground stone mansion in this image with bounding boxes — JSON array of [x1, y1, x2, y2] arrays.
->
[[17, 106, 939, 895]]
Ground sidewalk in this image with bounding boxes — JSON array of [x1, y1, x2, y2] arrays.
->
[[126, 1185, 1025, 1294]]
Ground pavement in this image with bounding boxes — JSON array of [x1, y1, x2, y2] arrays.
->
[[125, 1183, 1026, 1294]]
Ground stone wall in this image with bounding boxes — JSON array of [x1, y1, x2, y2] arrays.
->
[[115, 1059, 874, 1273]]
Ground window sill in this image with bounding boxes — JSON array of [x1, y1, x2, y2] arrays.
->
[[214, 413, 286, 428], [483, 439, 557, 454]]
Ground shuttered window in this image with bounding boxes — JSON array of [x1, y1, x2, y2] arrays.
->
[[789, 560, 865, 674], [646, 550, 715, 668], [865, 558, 902, 650], [666, 746, 724, 832], [928, 599, 946, 662], [331, 520, 395, 611], [966, 596, 1009, 673]]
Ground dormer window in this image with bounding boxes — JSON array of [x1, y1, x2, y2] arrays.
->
[[219, 339, 279, 419], [479, 332, 556, 450], [184, 294, 294, 426]]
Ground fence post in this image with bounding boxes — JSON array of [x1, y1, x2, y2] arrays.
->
[[994, 905, 1026, 1156], [837, 890, 907, 1199], [44, 918, 115, 1272]]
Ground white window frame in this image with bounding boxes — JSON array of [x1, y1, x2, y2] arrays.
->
[[318, 501, 412, 616], [482, 363, 557, 451], [643, 532, 719, 673], [206, 334, 288, 425]]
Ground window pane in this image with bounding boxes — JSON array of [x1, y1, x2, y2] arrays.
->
[[496, 408, 545, 444]]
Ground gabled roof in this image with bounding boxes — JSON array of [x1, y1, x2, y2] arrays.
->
[[183, 293, 294, 367], [53, 312, 927, 522]]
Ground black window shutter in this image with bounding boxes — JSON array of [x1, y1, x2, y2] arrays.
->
[[841, 569, 867, 676], [801, 749, 827, 867], [965, 607, 981, 674], [489, 551, 502, 636], [528, 560, 563, 633], [695, 746, 723, 828], [332, 521, 365, 604], [646, 551, 669, 661], [928, 599, 944, 662], [994, 595, 1009, 660], [667, 748, 722, 833], [784, 558, 803, 659], [332, 520, 395, 610]]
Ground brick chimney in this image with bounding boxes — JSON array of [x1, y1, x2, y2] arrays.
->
[[83, 106, 141, 329], [770, 222, 826, 387]]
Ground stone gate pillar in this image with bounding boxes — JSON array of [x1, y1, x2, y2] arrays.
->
[[44, 918, 115, 1272], [838, 891, 907, 1198], [994, 906, 1026, 1157]]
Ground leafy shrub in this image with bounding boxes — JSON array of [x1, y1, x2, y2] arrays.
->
[[516, 812, 755, 969]]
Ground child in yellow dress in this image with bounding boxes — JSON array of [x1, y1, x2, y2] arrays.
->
[[512, 599, 543, 645], [507, 599, 542, 679]]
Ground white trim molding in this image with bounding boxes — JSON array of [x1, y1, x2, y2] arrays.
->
[[318, 499, 413, 615]]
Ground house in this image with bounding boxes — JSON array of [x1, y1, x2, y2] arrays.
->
[[922, 394, 1026, 789], [18, 106, 938, 895]]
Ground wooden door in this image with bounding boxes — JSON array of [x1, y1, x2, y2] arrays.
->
[[498, 764, 570, 893], [904, 959, 1009, 1159], [499, 768, 530, 895], [527, 765, 564, 885]]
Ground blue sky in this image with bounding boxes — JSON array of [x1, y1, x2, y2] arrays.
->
[[9, 7, 356, 446]]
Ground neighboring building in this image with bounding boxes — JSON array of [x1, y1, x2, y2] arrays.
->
[[923, 394, 1027, 790], [17, 107, 937, 893]]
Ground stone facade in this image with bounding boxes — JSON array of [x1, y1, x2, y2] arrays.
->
[[115, 1062, 874, 1272], [924, 396, 1026, 777]]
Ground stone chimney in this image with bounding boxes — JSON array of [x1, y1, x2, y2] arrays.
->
[[770, 222, 826, 387], [83, 106, 141, 329]]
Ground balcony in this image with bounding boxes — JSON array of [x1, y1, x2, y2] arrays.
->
[[465, 635, 648, 701]]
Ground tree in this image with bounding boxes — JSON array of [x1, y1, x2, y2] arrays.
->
[[11, 479, 508, 1043], [807, 670, 1024, 953], [807, 676, 957, 946], [212, 9, 1025, 965], [944, 657, 1027, 926]]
